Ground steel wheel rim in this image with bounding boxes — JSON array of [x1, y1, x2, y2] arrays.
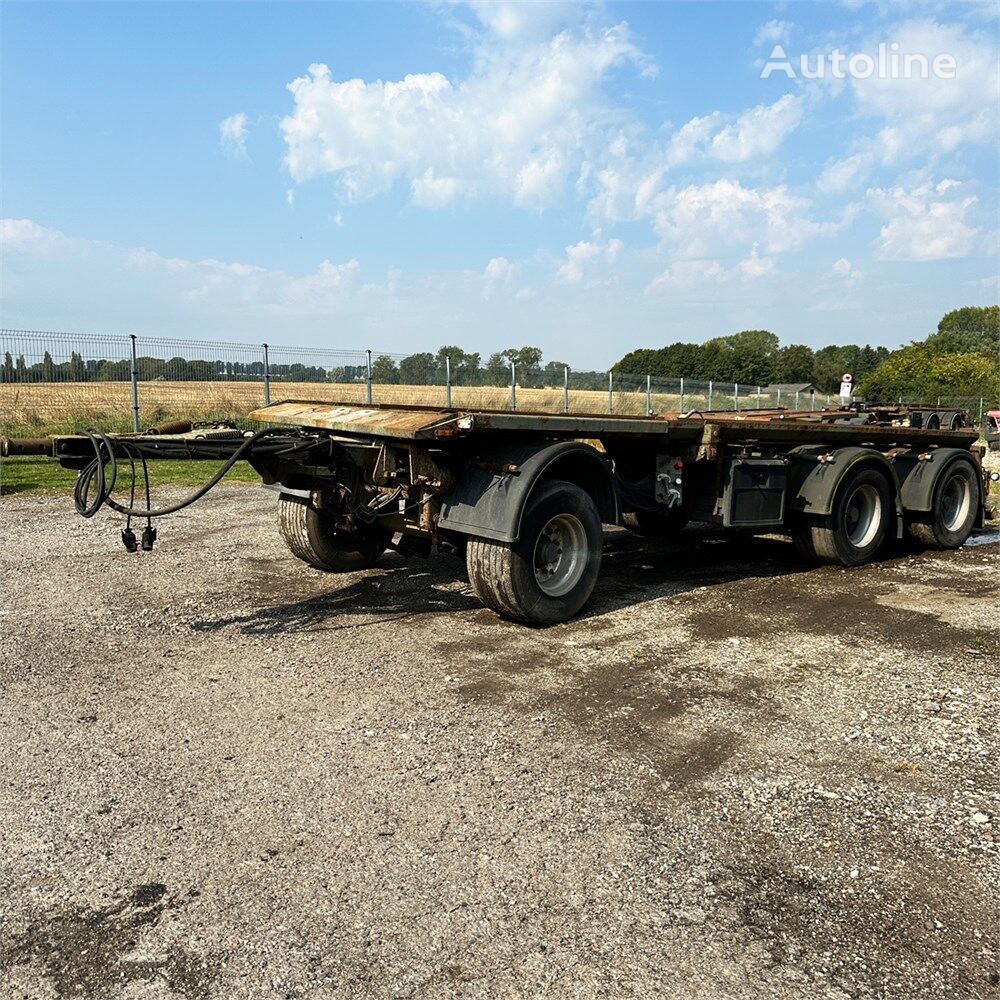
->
[[844, 484, 882, 547], [533, 513, 588, 597], [940, 473, 971, 531]]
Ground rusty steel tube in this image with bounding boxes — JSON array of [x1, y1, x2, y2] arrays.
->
[[1, 437, 54, 457]]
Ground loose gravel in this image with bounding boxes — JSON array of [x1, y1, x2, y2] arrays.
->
[[0, 486, 997, 999]]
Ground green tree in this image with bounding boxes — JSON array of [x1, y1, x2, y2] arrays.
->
[[41, 350, 55, 382], [370, 355, 399, 384], [926, 305, 999, 356], [398, 352, 435, 385], [772, 344, 815, 384], [484, 352, 511, 387], [1, 352, 14, 383], [860, 344, 999, 401]]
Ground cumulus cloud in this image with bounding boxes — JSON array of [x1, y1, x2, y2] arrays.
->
[[647, 245, 775, 292], [831, 257, 861, 284], [707, 95, 803, 162], [483, 256, 514, 296], [1, 218, 76, 253], [557, 237, 622, 283], [280, 22, 645, 209], [753, 19, 792, 48], [868, 179, 980, 261], [219, 112, 249, 157], [647, 179, 846, 258], [665, 94, 804, 166]]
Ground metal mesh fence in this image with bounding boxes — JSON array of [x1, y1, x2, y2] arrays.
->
[[1, 329, 995, 437]]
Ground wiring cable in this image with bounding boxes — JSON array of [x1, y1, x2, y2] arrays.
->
[[73, 426, 285, 520]]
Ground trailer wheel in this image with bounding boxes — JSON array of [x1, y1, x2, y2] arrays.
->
[[803, 465, 893, 566], [949, 413, 965, 430], [925, 414, 940, 430], [907, 459, 978, 549], [622, 509, 689, 536], [466, 480, 602, 625], [278, 496, 390, 572]]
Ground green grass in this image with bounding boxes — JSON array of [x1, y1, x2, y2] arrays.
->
[[0, 455, 259, 496]]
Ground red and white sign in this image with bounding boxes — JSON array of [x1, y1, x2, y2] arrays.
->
[[841, 373, 853, 384], [839, 372, 854, 398]]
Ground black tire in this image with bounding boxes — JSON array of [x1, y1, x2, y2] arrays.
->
[[802, 465, 893, 566], [907, 459, 979, 549], [278, 496, 390, 572], [466, 480, 602, 625], [622, 508, 689, 536], [950, 413, 965, 430], [925, 414, 940, 430]]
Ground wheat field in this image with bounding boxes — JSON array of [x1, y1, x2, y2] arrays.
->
[[0, 380, 762, 437]]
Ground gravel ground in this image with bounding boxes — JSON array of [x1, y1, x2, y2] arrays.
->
[[0, 485, 997, 1000]]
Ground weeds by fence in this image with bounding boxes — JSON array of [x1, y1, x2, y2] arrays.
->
[[0, 329, 994, 437]]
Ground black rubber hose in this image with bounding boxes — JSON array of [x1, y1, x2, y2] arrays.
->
[[74, 426, 282, 519]]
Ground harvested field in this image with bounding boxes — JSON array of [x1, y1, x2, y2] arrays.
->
[[0, 485, 997, 999], [0, 380, 765, 436]]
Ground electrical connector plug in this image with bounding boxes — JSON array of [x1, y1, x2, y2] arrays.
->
[[121, 527, 138, 552], [141, 526, 157, 551]]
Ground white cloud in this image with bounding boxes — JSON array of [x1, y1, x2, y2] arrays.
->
[[868, 179, 980, 261], [557, 238, 622, 283], [280, 22, 645, 209], [483, 255, 514, 296], [753, 19, 792, 47], [817, 153, 870, 194], [1, 218, 75, 253], [708, 94, 804, 162], [736, 244, 776, 279], [666, 94, 803, 166], [219, 112, 249, 157], [649, 179, 845, 258], [647, 245, 775, 293], [831, 257, 861, 284]]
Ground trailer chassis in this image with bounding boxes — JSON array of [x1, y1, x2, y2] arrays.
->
[[2, 401, 988, 625]]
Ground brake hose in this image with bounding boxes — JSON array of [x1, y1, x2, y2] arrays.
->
[[74, 426, 281, 520]]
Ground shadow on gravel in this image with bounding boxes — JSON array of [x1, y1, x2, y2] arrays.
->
[[1, 883, 215, 999], [191, 524, 949, 636], [192, 561, 483, 635]]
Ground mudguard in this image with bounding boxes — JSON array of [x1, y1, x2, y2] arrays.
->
[[438, 440, 618, 543], [787, 445, 903, 523], [893, 447, 984, 520]]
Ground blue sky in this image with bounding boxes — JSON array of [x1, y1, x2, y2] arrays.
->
[[2, 1, 996, 367]]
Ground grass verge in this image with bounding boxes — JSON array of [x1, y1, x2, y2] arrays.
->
[[0, 455, 259, 497]]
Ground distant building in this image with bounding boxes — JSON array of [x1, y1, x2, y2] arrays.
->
[[763, 382, 815, 395]]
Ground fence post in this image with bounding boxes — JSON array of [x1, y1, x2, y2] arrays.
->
[[980, 397, 985, 422], [646, 374, 652, 416], [734, 382, 739, 411], [563, 365, 569, 414], [776, 388, 781, 409], [608, 371, 613, 414], [757, 385, 761, 409], [708, 380, 713, 411], [510, 362, 516, 411], [366, 350, 373, 405], [129, 334, 140, 432], [679, 377, 685, 413], [795, 390, 800, 410], [445, 354, 452, 408], [936, 396, 941, 407], [262, 343, 271, 405]]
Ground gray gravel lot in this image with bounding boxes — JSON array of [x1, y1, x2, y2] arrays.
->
[[0, 486, 997, 1000]]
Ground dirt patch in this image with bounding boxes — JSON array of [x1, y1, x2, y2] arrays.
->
[[1, 884, 215, 999]]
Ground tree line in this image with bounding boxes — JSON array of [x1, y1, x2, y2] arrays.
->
[[3, 305, 996, 400]]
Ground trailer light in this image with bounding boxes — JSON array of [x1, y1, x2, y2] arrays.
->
[[990, 472, 1000, 482]]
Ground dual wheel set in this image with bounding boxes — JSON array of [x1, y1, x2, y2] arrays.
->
[[277, 458, 980, 626]]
